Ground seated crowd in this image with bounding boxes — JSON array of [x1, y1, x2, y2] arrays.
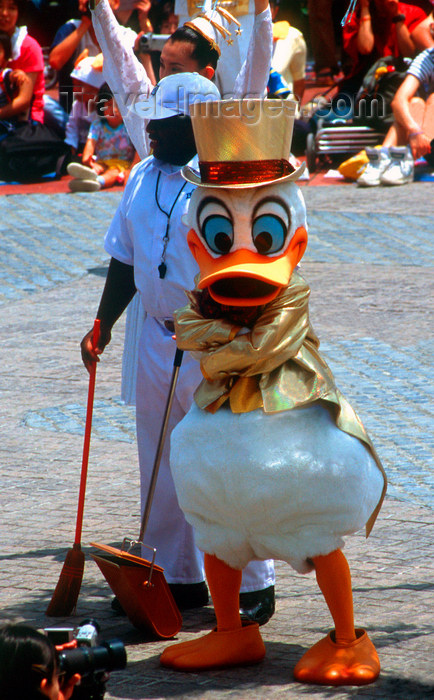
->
[[338, 0, 434, 185], [0, 0, 177, 184], [0, 0, 432, 186]]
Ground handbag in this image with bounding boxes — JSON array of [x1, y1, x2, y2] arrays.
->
[[354, 56, 412, 133], [0, 120, 68, 182]]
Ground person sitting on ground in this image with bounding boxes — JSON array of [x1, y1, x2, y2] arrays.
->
[[0, 0, 71, 182], [388, 41, 434, 162], [357, 43, 434, 185], [0, 30, 33, 138], [341, 0, 433, 100], [49, 3, 100, 113], [0, 0, 45, 123], [49, 0, 136, 113], [68, 81, 137, 191], [64, 53, 106, 162], [0, 623, 80, 700]]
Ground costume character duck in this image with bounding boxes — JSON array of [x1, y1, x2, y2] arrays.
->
[[161, 99, 387, 685]]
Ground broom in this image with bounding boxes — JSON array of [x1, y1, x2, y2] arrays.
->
[[46, 319, 100, 616]]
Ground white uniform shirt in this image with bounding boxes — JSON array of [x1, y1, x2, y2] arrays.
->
[[104, 156, 198, 319]]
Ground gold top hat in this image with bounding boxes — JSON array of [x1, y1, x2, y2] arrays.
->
[[182, 99, 306, 188]]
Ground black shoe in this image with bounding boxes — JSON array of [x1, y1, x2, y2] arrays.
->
[[112, 582, 209, 614], [169, 581, 209, 610], [111, 596, 126, 616], [239, 585, 275, 626]]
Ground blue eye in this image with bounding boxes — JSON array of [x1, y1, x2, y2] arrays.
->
[[202, 215, 234, 254], [252, 214, 287, 254]]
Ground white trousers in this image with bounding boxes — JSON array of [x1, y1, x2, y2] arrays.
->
[[135, 315, 275, 591], [121, 294, 145, 405]]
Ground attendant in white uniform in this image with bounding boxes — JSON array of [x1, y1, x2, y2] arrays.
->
[[80, 70, 275, 620]]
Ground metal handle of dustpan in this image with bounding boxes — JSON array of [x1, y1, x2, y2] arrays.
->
[[123, 346, 184, 586]]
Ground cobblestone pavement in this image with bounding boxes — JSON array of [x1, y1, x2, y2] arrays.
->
[[0, 184, 433, 699]]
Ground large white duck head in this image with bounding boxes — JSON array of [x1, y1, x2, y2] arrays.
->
[[182, 99, 308, 307]]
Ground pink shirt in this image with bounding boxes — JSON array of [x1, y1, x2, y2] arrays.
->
[[9, 34, 45, 123]]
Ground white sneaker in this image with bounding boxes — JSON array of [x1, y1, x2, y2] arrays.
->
[[380, 146, 414, 185], [68, 178, 101, 192], [357, 147, 391, 187], [67, 162, 98, 180]]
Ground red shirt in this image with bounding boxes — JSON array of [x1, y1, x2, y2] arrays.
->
[[343, 2, 426, 77], [9, 34, 45, 123]]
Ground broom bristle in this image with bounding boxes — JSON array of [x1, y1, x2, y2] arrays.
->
[[46, 545, 85, 617]]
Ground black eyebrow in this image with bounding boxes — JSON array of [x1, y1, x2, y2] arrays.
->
[[252, 196, 291, 222], [196, 196, 233, 231]]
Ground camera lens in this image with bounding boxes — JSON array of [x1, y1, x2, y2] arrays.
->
[[59, 640, 127, 677]]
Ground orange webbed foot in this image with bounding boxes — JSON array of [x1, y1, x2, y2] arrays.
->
[[160, 621, 265, 671], [293, 629, 380, 686]]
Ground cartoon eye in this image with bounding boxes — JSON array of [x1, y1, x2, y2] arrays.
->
[[252, 214, 287, 254], [202, 215, 234, 254]]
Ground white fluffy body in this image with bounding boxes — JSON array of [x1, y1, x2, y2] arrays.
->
[[170, 402, 384, 574]]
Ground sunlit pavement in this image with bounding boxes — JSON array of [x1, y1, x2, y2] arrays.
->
[[1, 186, 432, 699]]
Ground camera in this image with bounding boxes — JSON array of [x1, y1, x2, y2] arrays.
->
[[138, 32, 170, 53], [45, 620, 127, 700]]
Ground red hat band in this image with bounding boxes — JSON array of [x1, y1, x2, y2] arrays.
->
[[198, 159, 296, 186]]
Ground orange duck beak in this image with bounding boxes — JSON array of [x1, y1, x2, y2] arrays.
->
[[187, 226, 308, 307]]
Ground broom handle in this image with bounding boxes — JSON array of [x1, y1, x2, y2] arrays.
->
[[74, 319, 100, 546], [139, 346, 184, 543]]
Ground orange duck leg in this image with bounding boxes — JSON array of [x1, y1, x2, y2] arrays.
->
[[160, 553, 266, 671], [293, 549, 380, 686]]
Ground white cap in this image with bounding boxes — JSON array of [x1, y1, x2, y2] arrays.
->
[[71, 56, 106, 89], [131, 72, 221, 120]]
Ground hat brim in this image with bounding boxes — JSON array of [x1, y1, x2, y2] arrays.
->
[[132, 100, 185, 120], [181, 160, 306, 188]]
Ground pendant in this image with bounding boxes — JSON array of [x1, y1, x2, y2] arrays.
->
[[158, 262, 167, 279]]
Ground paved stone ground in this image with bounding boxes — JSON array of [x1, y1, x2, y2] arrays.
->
[[0, 184, 433, 699]]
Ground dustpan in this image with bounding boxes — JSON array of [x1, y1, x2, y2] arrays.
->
[[91, 542, 181, 638], [91, 348, 184, 639]]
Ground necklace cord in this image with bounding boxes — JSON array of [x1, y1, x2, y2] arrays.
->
[[155, 170, 188, 278]]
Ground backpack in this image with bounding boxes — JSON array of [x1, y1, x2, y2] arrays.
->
[[0, 121, 68, 182], [354, 56, 412, 132]]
